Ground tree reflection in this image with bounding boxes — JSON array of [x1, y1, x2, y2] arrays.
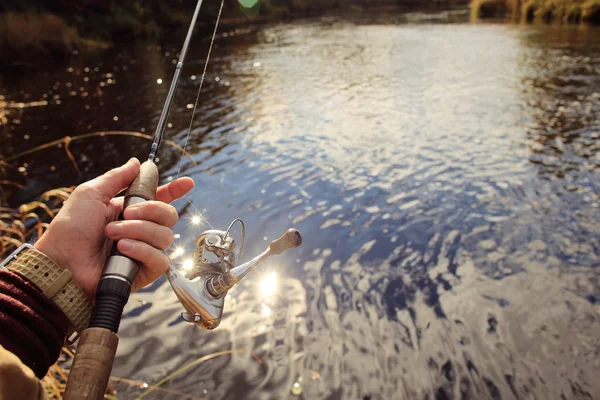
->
[[518, 25, 600, 187]]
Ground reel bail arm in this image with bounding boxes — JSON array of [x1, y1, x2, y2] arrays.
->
[[208, 228, 302, 297]]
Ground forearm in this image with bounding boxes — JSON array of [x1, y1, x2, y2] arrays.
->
[[0, 270, 68, 378]]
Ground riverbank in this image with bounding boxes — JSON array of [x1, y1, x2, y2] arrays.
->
[[0, 1, 464, 66], [471, 0, 600, 23]]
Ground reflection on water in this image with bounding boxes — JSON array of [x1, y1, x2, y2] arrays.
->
[[1, 12, 600, 400]]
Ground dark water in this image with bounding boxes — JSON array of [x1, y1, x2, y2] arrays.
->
[[2, 11, 600, 399]]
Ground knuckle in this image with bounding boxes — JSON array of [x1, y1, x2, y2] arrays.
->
[[145, 201, 178, 226], [145, 201, 164, 220], [164, 230, 175, 248], [146, 201, 161, 213], [154, 226, 173, 250], [74, 182, 104, 201], [167, 205, 179, 226], [124, 220, 143, 235], [154, 251, 170, 271], [104, 168, 118, 180], [74, 182, 93, 196]]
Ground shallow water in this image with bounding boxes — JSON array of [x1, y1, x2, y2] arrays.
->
[[1, 11, 600, 399]]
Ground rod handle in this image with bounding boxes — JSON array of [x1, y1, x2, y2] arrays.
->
[[125, 160, 159, 200], [64, 328, 119, 400], [269, 229, 303, 255]]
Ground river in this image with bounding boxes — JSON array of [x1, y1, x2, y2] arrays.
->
[[1, 9, 599, 400]]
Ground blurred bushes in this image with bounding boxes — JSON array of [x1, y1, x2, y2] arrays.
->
[[0, 0, 464, 62], [0, 12, 80, 63], [470, 0, 509, 18], [0, 0, 214, 63]]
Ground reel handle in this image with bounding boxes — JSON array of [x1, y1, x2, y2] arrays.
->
[[269, 228, 303, 255]]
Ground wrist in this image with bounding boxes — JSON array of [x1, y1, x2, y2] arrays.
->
[[34, 236, 72, 284], [2, 244, 93, 339]]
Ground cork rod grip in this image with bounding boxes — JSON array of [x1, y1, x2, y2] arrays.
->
[[125, 161, 159, 200], [64, 328, 119, 400], [269, 229, 303, 255]]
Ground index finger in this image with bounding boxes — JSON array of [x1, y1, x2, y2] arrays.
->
[[156, 177, 195, 204]]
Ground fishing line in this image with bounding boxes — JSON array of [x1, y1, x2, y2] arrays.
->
[[188, 200, 215, 230], [176, 0, 225, 179]]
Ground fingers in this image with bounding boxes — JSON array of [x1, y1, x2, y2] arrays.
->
[[106, 220, 174, 250], [110, 177, 194, 215], [86, 158, 141, 203], [123, 201, 179, 227], [156, 177, 195, 203], [116, 239, 170, 292]]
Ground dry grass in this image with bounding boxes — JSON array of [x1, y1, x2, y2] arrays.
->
[[471, 0, 511, 19], [2, 189, 261, 399], [471, 0, 600, 22], [6, 131, 197, 177], [529, 0, 600, 23], [582, 0, 600, 22], [0, 187, 73, 258], [0, 132, 256, 399], [42, 347, 261, 399]]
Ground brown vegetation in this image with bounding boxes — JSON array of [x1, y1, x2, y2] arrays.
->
[[471, 0, 600, 23], [0, 130, 258, 398], [0, 13, 79, 63], [0, 187, 73, 259], [0, 0, 465, 62], [42, 347, 257, 399]]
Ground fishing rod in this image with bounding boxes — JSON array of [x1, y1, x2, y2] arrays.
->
[[64, 1, 302, 398]]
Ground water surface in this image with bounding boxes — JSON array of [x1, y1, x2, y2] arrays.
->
[[1, 11, 599, 400]]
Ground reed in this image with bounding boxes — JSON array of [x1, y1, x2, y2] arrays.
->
[[0, 132, 259, 399], [43, 347, 260, 399], [0, 187, 72, 258], [471, 0, 510, 19], [471, 0, 600, 23]]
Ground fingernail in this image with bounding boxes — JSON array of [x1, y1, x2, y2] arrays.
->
[[119, 239, 133, 252], [126, 206, 141, 219], [106, 222, 123, 237]]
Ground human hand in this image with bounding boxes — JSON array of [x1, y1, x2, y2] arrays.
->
[[35, 158, 194, 300]]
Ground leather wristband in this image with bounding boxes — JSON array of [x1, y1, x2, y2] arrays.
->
[[1, 245, 92, 338]]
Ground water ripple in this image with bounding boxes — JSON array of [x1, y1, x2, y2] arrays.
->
[[2, 13, 600, 400]]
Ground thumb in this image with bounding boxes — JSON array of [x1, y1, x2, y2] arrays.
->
[[88, 158, 141, 201]]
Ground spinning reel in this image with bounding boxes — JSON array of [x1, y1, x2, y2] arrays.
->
[[166, 219, 302, 329]]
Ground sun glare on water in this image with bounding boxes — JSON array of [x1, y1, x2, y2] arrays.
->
[[260, 272, 277, 297], [172, 247, 184, 258], [182, 258, 194, 271]]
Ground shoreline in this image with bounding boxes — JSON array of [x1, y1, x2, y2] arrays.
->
[[1, 1, 598, 68], [0, 3, 467, 67]]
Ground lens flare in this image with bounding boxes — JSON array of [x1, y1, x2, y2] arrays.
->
[[182, 258, 194, 271], [172, 247, 184, 258], [260, 272, 277, 297], [261, 303, 271, 316], [192, 215, 201, 225]]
